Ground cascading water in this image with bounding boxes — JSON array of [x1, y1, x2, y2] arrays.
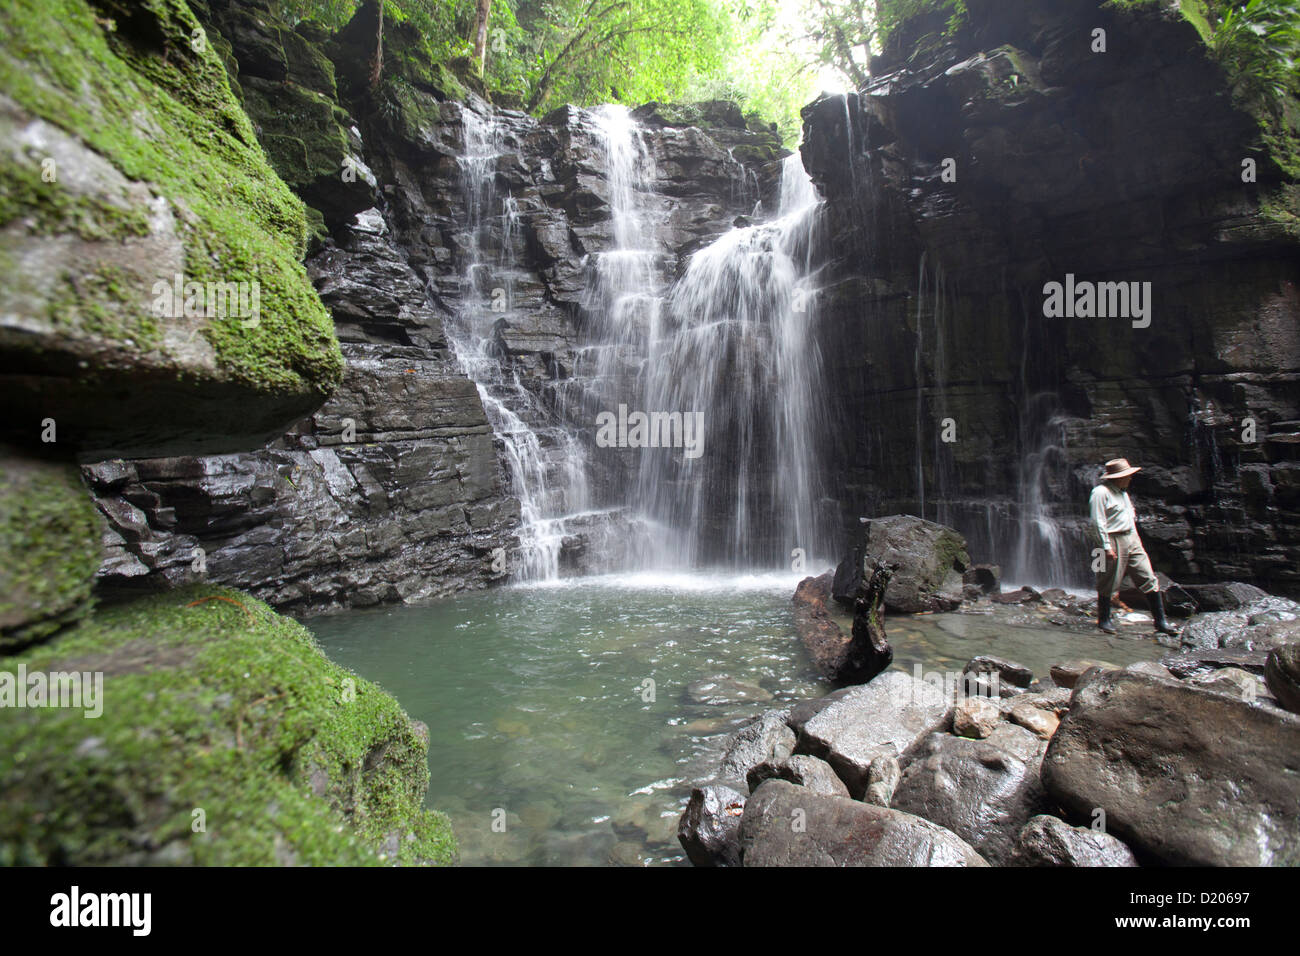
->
[[450, 107, 591, 581], [450, 103, 831, 578], [635, 152, 829, 568]]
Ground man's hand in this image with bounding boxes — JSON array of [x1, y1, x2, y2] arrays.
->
[[1105, 548, 1116, 561]]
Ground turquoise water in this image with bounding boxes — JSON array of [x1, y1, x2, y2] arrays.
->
[[308, 572, 1165, 866]]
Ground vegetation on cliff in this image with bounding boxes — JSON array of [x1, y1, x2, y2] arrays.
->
[[0, 0, 344, 400]]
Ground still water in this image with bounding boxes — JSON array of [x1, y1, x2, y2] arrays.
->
[[309, 572, 1164, 866]]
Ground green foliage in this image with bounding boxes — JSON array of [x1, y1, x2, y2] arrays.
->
[[874, 0, 966, 44], [1209, 0, 1300, 103]]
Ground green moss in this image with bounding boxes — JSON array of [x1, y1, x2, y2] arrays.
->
[[47, 263, 164, 351], [0, 455, 101, 651], [0, 585, 458, 865], [0, 152, 152, 241], [0, 0, 343, 395]]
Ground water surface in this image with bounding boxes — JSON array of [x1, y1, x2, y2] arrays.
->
[[309, 572, 1165, 865]]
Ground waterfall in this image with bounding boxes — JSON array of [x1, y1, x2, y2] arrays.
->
[[449, 103, 830, 579], [450, 107, 591, 581], [635, 152, 829, 568]]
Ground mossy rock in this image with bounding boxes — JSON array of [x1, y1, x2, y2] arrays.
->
[[0, 0, 343, 459], [0, 585, 458, 865], [0, 449, 102, 652]]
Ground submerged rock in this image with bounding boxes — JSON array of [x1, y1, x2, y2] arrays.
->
[[739, 779, 988, 867]]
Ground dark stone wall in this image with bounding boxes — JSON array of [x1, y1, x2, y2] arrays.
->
[[800, 0, 1299, 592]]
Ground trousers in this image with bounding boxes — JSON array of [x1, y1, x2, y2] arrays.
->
[[1096, 527, 1159, 595]]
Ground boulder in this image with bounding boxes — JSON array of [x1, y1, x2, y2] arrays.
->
[[863, 754, 901, 807], [1187, 666, 1264, 701], [1179, 610, 1249, 650], [717, 711, 796, 787], [1265, 643, 1300, 714], [963, 655, 1033, 694], [985, 722, 1048, 764], [1049, 660, 1114, 689], [747, 754, 850, 798], [676, 781, 747, 867], [1180, 582, 1269, 612], [0, 452, 103, 651], [738, 779, 988, 867], [1009, 815, 1138, 867], [963, 564, 1001, 594], [992, 587, 1041, 605], [952, 696, 1001, 739], [892, 733, 1049, 865], [1042, 669, 1300, 865], [1160, 647, 1270, 680], [857, 515, 970, 613], [795, 670, 953, 797]]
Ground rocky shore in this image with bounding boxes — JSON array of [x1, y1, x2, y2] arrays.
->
[[681, 515, 1300, 866]]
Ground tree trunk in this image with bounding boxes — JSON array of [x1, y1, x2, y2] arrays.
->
[[472, 0, 492, 75]]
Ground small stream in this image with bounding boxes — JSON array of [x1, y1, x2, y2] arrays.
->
[[309, 573, 1165, 866]]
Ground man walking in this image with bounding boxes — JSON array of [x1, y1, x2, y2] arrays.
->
[[1090, 458, 1180, 636]]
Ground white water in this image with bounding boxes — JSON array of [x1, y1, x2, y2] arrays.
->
[[448, 104, 831, 580]]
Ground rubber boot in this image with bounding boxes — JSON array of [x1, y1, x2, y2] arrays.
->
[[1146, 590, 1180, 636], [1097, 591, 1117, 634]]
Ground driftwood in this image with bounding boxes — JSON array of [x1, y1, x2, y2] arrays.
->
[[793, 562, 895, 686]]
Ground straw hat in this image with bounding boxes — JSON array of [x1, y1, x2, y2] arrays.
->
[[1102, 458, 1141, 480]]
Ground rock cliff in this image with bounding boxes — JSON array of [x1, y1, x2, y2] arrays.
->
[[801, 0, 1299, 592]]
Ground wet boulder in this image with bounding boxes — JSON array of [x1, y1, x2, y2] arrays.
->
[[1180, 582, 1268, 612], [1042, 669, 1300, 865], [795, 670, 953, 797], [963, 655, 1033, 695], [677, 781, 747, 867], [717, 710, 796, 787], [1010, 815, 1138, 867], [892, 733, 1049, 865], [1265, 643, 1300, 714], [747, 754, 850, 798], [738, 779, 988, 867], [850, 515, 970, 613]]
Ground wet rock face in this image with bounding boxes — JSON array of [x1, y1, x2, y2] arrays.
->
[[1042, 669, 1300, 865], [802, 0, 1299, 594], [82, 2, 785, 610]]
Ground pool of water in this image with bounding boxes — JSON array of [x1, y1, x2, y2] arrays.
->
[[307, 571, 1166, 866]]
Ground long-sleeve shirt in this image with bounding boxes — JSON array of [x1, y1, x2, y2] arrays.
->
[[1090, 482, 1136, 543]]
